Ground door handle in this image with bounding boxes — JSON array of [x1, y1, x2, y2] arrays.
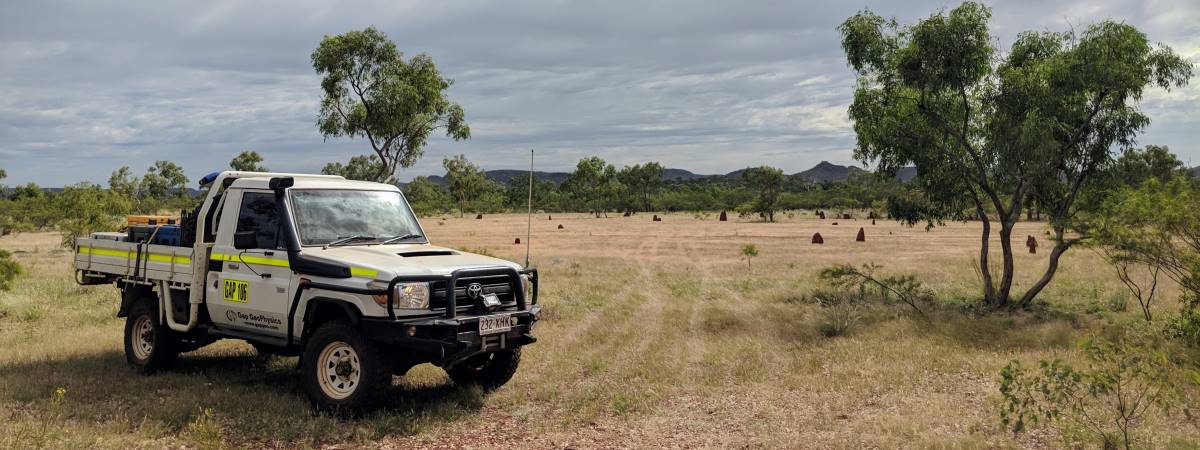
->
[[228, 263, 240, 270]]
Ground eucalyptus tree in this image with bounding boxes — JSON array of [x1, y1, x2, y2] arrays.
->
[[313, 27, 470, 182], [839, 2, 1191, 307], [321, 154, 388, 182], [742, 166, 785, 222], [442, 154, 487, 218], [230, 151, 268, 172], [618, 162, 665, 212]]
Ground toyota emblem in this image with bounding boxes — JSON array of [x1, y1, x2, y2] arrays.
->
[[466, 283, 483, 300]]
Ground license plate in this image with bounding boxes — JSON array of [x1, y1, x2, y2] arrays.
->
[[478, 315, 511, 335]]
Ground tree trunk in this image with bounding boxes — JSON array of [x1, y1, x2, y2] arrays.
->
[[1018, 227, 1070, 308], [995, 219, 1017, 307], [977, 207, 997, 306]]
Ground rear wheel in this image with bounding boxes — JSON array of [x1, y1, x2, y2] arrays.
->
[[447, 348, 522, 390], [124, 301, 179, 374], [301, 321, 392, 414]]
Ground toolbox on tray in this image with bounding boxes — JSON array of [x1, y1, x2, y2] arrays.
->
[[126, 225, 182, 246], [128, 226, 155, 243], [153, 225, 181, 246], [127, 215, 177, 226]]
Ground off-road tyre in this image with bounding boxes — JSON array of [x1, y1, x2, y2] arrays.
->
[[447, 347, 522, 391], [301, 320, 392, 414], [124, 300, 179, 374]]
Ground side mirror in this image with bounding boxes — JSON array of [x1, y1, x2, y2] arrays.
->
[[233, 231, 257, 250]]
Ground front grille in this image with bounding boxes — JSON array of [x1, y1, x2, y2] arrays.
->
[[429, 274, 517, 310]]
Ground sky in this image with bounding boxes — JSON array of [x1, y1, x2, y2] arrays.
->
[[1, 0, 1197, 186]]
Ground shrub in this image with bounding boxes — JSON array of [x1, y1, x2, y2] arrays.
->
[[819, 263, 930, 315], [740, 244, 758, 269], [0, 249, 22, 291], [998, 329, 1186, 449], [53, 183, 132, 249]]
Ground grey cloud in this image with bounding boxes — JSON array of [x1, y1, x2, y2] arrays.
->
[[0, 0, 1197, 185]]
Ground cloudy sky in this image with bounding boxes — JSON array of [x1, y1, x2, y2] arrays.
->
[[1, 0, 1197, 186]]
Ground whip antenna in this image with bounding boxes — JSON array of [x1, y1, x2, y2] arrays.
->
[[524, 148, 534, 268]]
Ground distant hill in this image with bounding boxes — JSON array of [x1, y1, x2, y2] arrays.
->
[[424, 170, 571, 188], [662, 168, 707, 181], [793, 161, 866, 183], [1190, 166, 1200, 178], [407, 161, 918, 188]]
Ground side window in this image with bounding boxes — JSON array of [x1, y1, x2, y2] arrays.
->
[[235, 192, 281, 249]]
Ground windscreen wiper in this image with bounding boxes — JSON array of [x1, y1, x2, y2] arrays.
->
[[325, 235, 376, 248], [378, 234, 423, 245]]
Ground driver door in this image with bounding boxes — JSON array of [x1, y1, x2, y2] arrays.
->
[[207, 189, 293, 336]]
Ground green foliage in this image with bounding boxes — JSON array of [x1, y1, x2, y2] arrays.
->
[[0, 249, 23, 291], [838, 1, 1193, 308], [1165, 302, 1200, 348], [442, 154, 489, 218], [402, 176, 451, 216], [322, 154, 389, 182], [313, 27, 469, 181], [618, 162, 665, 212], [740, 243, 758, 268], [107, 166, 138, 198], [1087, 176, 1200, 327], [230, 151, 268, 172], [562, 157, 624, 217], [505, 174, 560, 211], [819, 263, 929, 314], [999, 330, 1185, 449], [1111, 145, 1187, 188], [741, 166, 784, 222], [54, 182, 133, 248], [807, 288, 863, 337]]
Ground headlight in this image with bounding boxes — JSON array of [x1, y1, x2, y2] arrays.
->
[[368, 282, 429, 309], [519, 274, 533, 303]]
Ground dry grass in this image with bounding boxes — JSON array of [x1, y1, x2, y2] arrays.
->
[[0, 212, 1197, 449]]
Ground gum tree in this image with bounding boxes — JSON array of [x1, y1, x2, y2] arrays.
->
[[321, 154, 387, 182], [313, 27, 470, 182], [838, 2, 1191, 307], [618, 162, 665, 213], [442, 154, 487, 218], [742, 166, 784, 222], [230, 151, 268, 172]]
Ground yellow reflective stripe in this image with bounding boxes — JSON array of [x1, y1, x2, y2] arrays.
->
[[91, 249, 379, 278], [350, 267, 378, 278], [210, 253, 289, 268], [146, 253, 192, 265], [79, 247, 192, 265], [78, 247, 134, 258]]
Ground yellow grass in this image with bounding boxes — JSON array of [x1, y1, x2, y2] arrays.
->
[[0, 212, 1196, 449]]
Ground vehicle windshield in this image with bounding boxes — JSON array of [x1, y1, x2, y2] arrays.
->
[[290, 189, 425, 246]]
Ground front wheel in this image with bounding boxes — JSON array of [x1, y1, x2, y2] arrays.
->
[[124, 301, 179, 374], [300, 321, 392, 414], [447, 348, 522, 390]]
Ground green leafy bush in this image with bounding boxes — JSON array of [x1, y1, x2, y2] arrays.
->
[[819, 263, 930, 314], [813, 291, 861, 338], [999, 330, 1186, 449], [0, 249, 22, 291]]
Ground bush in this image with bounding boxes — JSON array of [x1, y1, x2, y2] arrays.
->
[[807, 288, 863, 337], [819, 263, 930, 315], [53, 183, 132, 249], [998, 328, 1186, 449], [0, 249, 22, 291]]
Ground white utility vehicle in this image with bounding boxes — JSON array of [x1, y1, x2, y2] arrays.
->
[[74, 171, 540, 411]]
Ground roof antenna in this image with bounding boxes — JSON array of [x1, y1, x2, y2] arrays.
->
[[524, 148, 534, 268]]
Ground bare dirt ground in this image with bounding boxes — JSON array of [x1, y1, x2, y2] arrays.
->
[[0, 212, 1196, 449]]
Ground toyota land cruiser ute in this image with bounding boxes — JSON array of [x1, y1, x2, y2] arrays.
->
[[73, 171, 540, 412]]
